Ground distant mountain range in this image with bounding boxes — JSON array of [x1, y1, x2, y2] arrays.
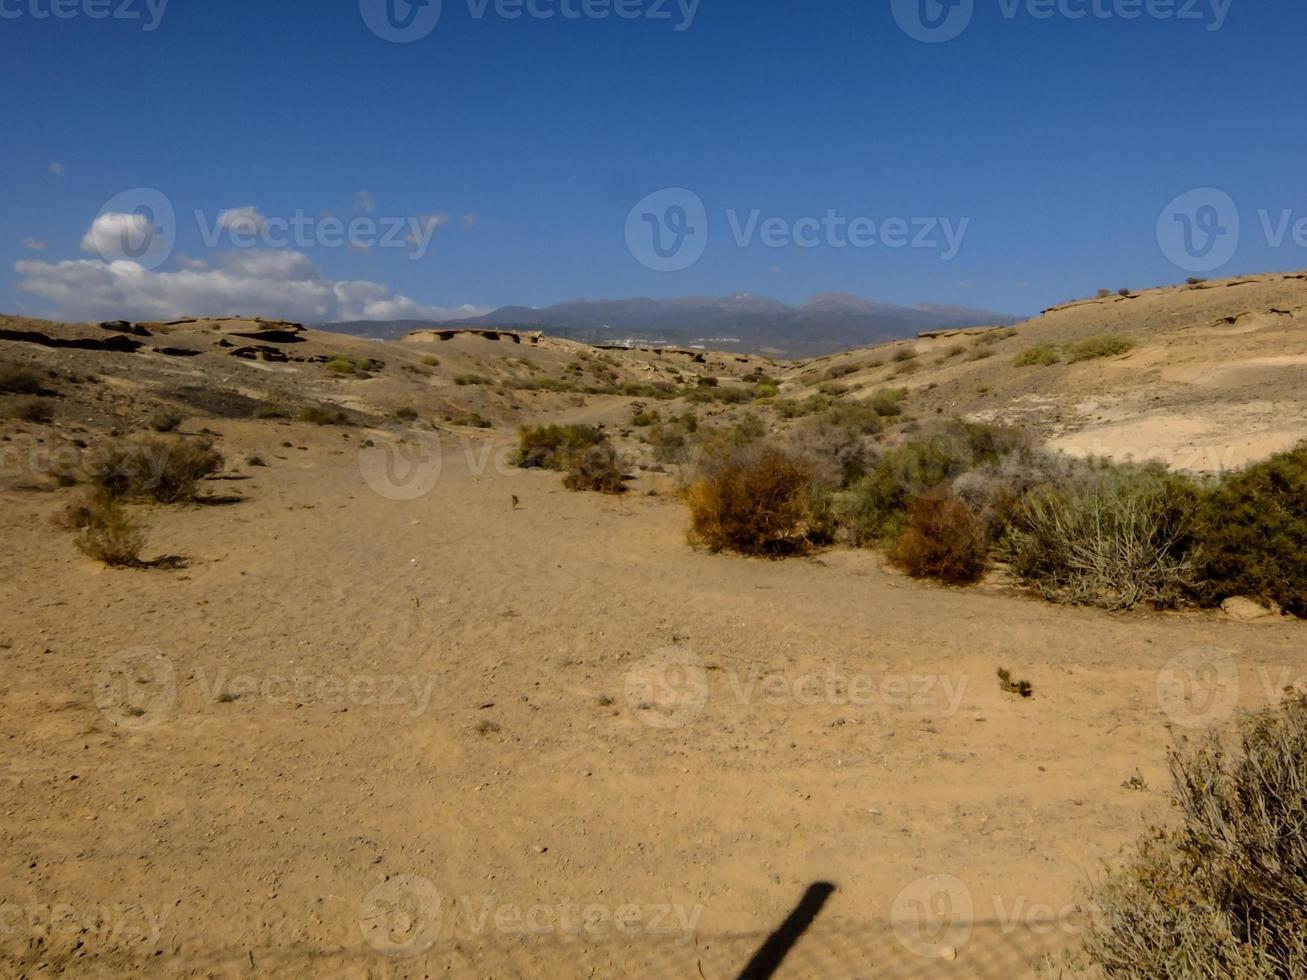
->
[[323, 293, 1019, 358]]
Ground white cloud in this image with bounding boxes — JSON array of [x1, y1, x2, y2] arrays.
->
[[357, 190, 376, 214], [461, 212, 479, 230], [15, 249, 488, 325], [178, 255, 209, 271], [22, 238, 47, 251], [81, 211, 163, 260], [216, 206, 267, 234], [49, 162, 64, 175]]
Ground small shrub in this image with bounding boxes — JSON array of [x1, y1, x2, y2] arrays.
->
[[246, 455, 267, 467], [867, 387, 906, 417], [753, 382, 780, 400], [685, 446, 821, 556], [1196, 444, 1307, 616], [513, 424, 606, 470], [1118, 287, 1131, 297], [74, 495, 145, 566], [942, 344, 966, 359], [326, 355, 382, 375], [1014, 345, 1061, 368], [91, 437, 224, 504], [1083, 694, 1307, 977], [0, 367, 45, 395], [9, 397, 53, 423], [421, 355, 440, 367], [893, 349, 917, 363], [394, 407, 419, 421], [825, 364, 858, 381], [147, 408, 184, 433], [1065, 333, 1136, 363], [1004, 463, 1201, 610], [892, 494, 988, 584], [1097, 288, 1112, 299], [298, 405, 349, 425], [253, 404, 288, 420], [563, 445, 626, 494]]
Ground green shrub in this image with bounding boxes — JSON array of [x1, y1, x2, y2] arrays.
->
[[1014, 345, 1061, 367], [892, 493, 988, 584], [867, 387, 906, 417], [513, 424, 607, 470], [421, 355, 440, 367], [685, 446, 822, 556], [753, 382, 780, 400], [1083, 694, 1307, 977], [837, 422, 1026, 545], [253, 404, 289, 420], [394, 406, 419, 421], [1066, 333, 1135, 363], [1196, 444, 1307, 616], [454, 373, 492, 386], [1004, 463, 1201, 610]]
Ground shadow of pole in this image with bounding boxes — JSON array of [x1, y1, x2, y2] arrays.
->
[[736, 881, 837, 980]]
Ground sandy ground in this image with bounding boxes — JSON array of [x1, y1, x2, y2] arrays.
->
[[3, 421, 1304, 978]]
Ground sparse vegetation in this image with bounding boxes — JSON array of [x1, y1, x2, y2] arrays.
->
[[421, 355, 440, 367], [454, 373, 492, 386], [1065, 333, 1136, 363], [1014, 345, 1061, 367], [253, 404, 289, 420], [147, 408, 184, 432], [326, 354, 382, 375], [73, 494, 145, 567], [0, 366, 46, 395], [298, 405, 350, 426], [563, 444, 626, 494], [91, 437, 225, 504], [1083, 694, 1307, 977], [513, 424, 607, 470], [394, 406, 419, 421], [8, 397, 53, 423]]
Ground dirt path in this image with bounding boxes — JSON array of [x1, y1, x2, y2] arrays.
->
[[2, 423, 1302, 977]]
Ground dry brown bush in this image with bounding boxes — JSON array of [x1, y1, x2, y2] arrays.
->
[[891, 493, 988, 583], [684, 446, 821, 556], [563, 445, 626, 494], [91, 437, 223, 504]]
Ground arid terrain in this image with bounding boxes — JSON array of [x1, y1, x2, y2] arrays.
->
[[3, 271, 1307, 978]]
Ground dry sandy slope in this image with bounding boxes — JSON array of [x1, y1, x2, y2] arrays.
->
[[794, 270, 1307, 472], [2, 421, 1304, 977]]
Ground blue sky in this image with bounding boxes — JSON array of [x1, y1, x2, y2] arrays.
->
[[3, 0, 1305, 323]]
